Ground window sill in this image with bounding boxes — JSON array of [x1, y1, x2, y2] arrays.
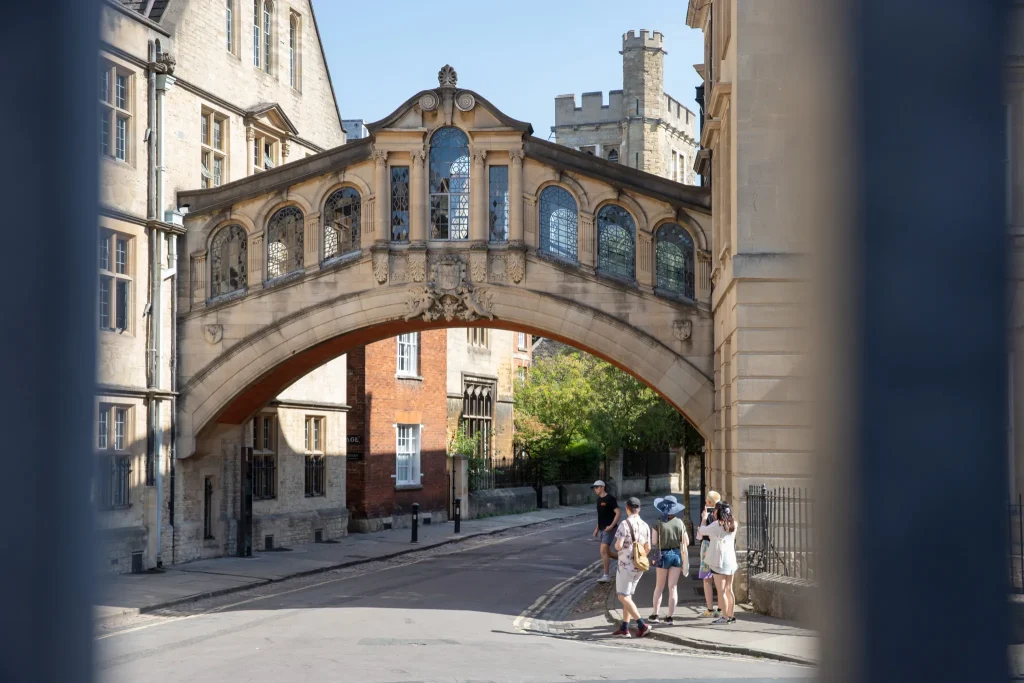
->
[[99, 327, 132, 337], [99, 504, 131, 512], [395, 484, 423, 491], [395, 374, 423, 381], [254, 496, 277, 502], [305, 493, 326, 498]]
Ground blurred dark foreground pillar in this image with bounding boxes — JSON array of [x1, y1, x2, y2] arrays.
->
[[0, 2, 99, 682], [816, 1, 1010, 682]]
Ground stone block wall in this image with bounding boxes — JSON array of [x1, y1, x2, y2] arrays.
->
[[559, 483, 596, 507], [96, 526, 147, 574], [468, 487, 537, 519]]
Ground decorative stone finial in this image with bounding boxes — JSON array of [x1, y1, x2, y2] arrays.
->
[[438, 64, 458, 88]]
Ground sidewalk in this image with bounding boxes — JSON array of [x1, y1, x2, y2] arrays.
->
[[604, 561, 819, 665], [95, 504, 591, 624]]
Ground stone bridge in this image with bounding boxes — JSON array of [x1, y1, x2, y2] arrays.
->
[[176, 66, 714, 460]]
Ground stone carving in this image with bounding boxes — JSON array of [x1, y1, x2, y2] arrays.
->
[[672, 319, 693, 342], [203, 324, 223, 345], [372, 149, 388, 166], [410, 147, 426, 165], [408, 252, 426, 282], [390, 253, 409, 283], [455, 91, 476, 112], [419, 92, 439, 111], [404, 254, 494, 322], [509, 148, 525, 166], [470, 251, 487, 283], [438, 64, 458, 88], [372, 251, 389, 284], [488, 254, 508, 283], [507, 250, 525, 283], [152, 52, 176, 75]]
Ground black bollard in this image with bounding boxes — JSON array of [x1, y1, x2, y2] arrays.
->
[[411, 503, 419, 543], [454, 497, 461, 534]]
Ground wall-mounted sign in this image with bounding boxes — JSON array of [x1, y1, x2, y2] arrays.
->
[[347, 435, 362, 445], [346, 452, 364, 461]]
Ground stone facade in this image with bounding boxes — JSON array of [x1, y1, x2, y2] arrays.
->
[[553, 30, 699, 184], [97, 0, 346, 572], [687, 0, 812, 527]]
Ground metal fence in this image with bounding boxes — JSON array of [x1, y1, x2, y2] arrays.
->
[[470, 454, 539, 492], [623, 449, 673, 479], [1010, 496, 1024, 594], [746, 484, 815, 581]]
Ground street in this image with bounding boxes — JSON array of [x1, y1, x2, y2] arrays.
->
[[97, 517, 811, 682]]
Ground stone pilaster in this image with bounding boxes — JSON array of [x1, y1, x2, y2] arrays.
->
[[247, 231, 264, 288], [470, 148, 487, 243], [372, 149, 388, 243], [304, 212, 320, 270], [579, 212, 596, 268], [191, 252, 207, 306], [524, 196, 538, 249], [508, 149, 524, 245], [636, 232, 653, 287], [409, 148, 426, 245]]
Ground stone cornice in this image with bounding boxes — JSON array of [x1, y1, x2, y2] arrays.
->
[[103, 0, 170, 36], [709, 83, 733, 118], [268, 399, 350, 413]]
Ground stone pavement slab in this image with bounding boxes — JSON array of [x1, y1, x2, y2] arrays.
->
[[95, 503, 593, 622]]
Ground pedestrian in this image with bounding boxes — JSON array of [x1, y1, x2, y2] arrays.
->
[[695, 490, 722, 617], [591, 480, 621, 583], [699, 500, 739, 625], [648, 495, 689, 624], [612, 497, 652, 638]]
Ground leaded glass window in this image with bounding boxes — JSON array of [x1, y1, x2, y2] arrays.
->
[[266, 206, 304, 280], [209, 224, 248, 298], [597, 205, 636, 280], [488, 165, 509, 243], [428, 127, 470, 240], [538, 186, 578, 262], [656, 223, 695, 299], [390, 166, 410, 242], [323, 187, 361, 260]]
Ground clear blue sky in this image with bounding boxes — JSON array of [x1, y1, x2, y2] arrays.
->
[[310, 0, 704, 139]]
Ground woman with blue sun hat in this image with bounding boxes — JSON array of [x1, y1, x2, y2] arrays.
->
[[647, 495, 689, 624]]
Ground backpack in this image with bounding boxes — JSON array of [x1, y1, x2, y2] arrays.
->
[[627, 519, 650, 572]]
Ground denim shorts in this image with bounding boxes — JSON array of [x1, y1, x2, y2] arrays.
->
[[658, 548, 683, 569], [600, 529, 616, 546]]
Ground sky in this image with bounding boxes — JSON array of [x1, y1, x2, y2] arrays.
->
[[310, 0, 704, 139]]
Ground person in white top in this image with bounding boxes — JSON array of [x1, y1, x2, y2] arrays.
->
[[698, 500, 739, 624]]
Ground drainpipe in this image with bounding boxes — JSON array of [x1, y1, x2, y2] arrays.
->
[[151, 52, 175, 569]]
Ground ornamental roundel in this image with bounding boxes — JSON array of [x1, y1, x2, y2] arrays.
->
[[455, 91, 476, 112], [419, 92, 439, 112]]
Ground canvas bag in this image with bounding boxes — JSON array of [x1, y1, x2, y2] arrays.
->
[[627, 518, 650, 572]]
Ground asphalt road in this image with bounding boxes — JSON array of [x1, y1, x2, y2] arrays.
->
[[96, 516, 811, 683]]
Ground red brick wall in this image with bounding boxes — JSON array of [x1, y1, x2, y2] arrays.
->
[[347, 331, 448, 522]]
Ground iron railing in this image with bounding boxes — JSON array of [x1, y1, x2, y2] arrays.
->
[[1010, 495, 1024, 594], [252, 454, 277, 500], [746, 484, 815, 581], [98, 455, 131, 509], [471, 454, 539, 492]]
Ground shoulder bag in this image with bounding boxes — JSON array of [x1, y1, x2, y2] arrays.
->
[[628, 519, 650, 572]]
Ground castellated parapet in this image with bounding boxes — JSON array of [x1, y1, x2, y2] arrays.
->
[[621, 29, 666, 52]]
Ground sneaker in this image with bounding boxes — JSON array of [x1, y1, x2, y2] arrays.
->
[[612, 626, 631, 638], [597, 574, 611, 583], [636, 623, 653, 638], [664, 616, 674, 625], [700, 608, 719, 617], [726, 617, 736, 624], [648, 613, 659, 622], [711, 616, 727, 625]]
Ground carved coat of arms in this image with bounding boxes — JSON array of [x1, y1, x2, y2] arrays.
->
[[204, 324, 223, 344], [672, 319, 693, 342], [405, 255, 494, 322]]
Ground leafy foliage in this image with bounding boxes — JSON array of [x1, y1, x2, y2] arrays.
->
[[514, 348, 704, 463]]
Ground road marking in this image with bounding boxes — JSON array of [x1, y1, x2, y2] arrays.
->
[[96, 517, 591, 641], [512, 558, 602, 633]]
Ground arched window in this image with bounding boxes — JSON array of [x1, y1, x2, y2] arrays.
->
[[323, 188, 360, 261], [656, 223, 695, 299], [253, 0, 272, 72], [538, 186, 578, 262], [607, 148, 619, 163], [428, 127, 470, 240], [596, 205, 636, 280], [266, 205, 304, 280], [209, 224, 248, 299]]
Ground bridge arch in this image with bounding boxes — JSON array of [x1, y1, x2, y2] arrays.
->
[[177, 275, 714, 459]]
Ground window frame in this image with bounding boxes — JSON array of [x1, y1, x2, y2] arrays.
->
[[596, 204, 637, 282], [208, 224, 248, 300], [428, 127, 471, 241], [288, 11, 301, 90], [517, 332, 528, 351], [253, 0, 273, 72], [488, 165, 509, 243], [655, 222, 696, 300], [467, 328, 489, 349], [461, 383, 493, 462], [395, 424, 421, 487], [265, 205, 305, 281], [99, 62, 132, 163], [396, 332, 419, 377], [538, 185, 579, 263], [390, 165, 410, 242], [96, 403, 133, 510], [304, 415, 326, 497], [201, 109, 228, 188], [99, 228, 133, 334], [226, 0, 235, 54], [322, 187, 361, 262], [251, 414, 277, 500], [251, 129, 280, 172]]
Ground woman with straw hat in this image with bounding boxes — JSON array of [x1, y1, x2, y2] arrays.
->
[[648, 495, 689, 624]]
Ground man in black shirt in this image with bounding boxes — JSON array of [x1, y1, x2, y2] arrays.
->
[[592, 480, 621, 583]]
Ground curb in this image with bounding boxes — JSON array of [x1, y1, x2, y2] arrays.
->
[[96, 510, 590, 626], [602, 586, 816, 667]]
